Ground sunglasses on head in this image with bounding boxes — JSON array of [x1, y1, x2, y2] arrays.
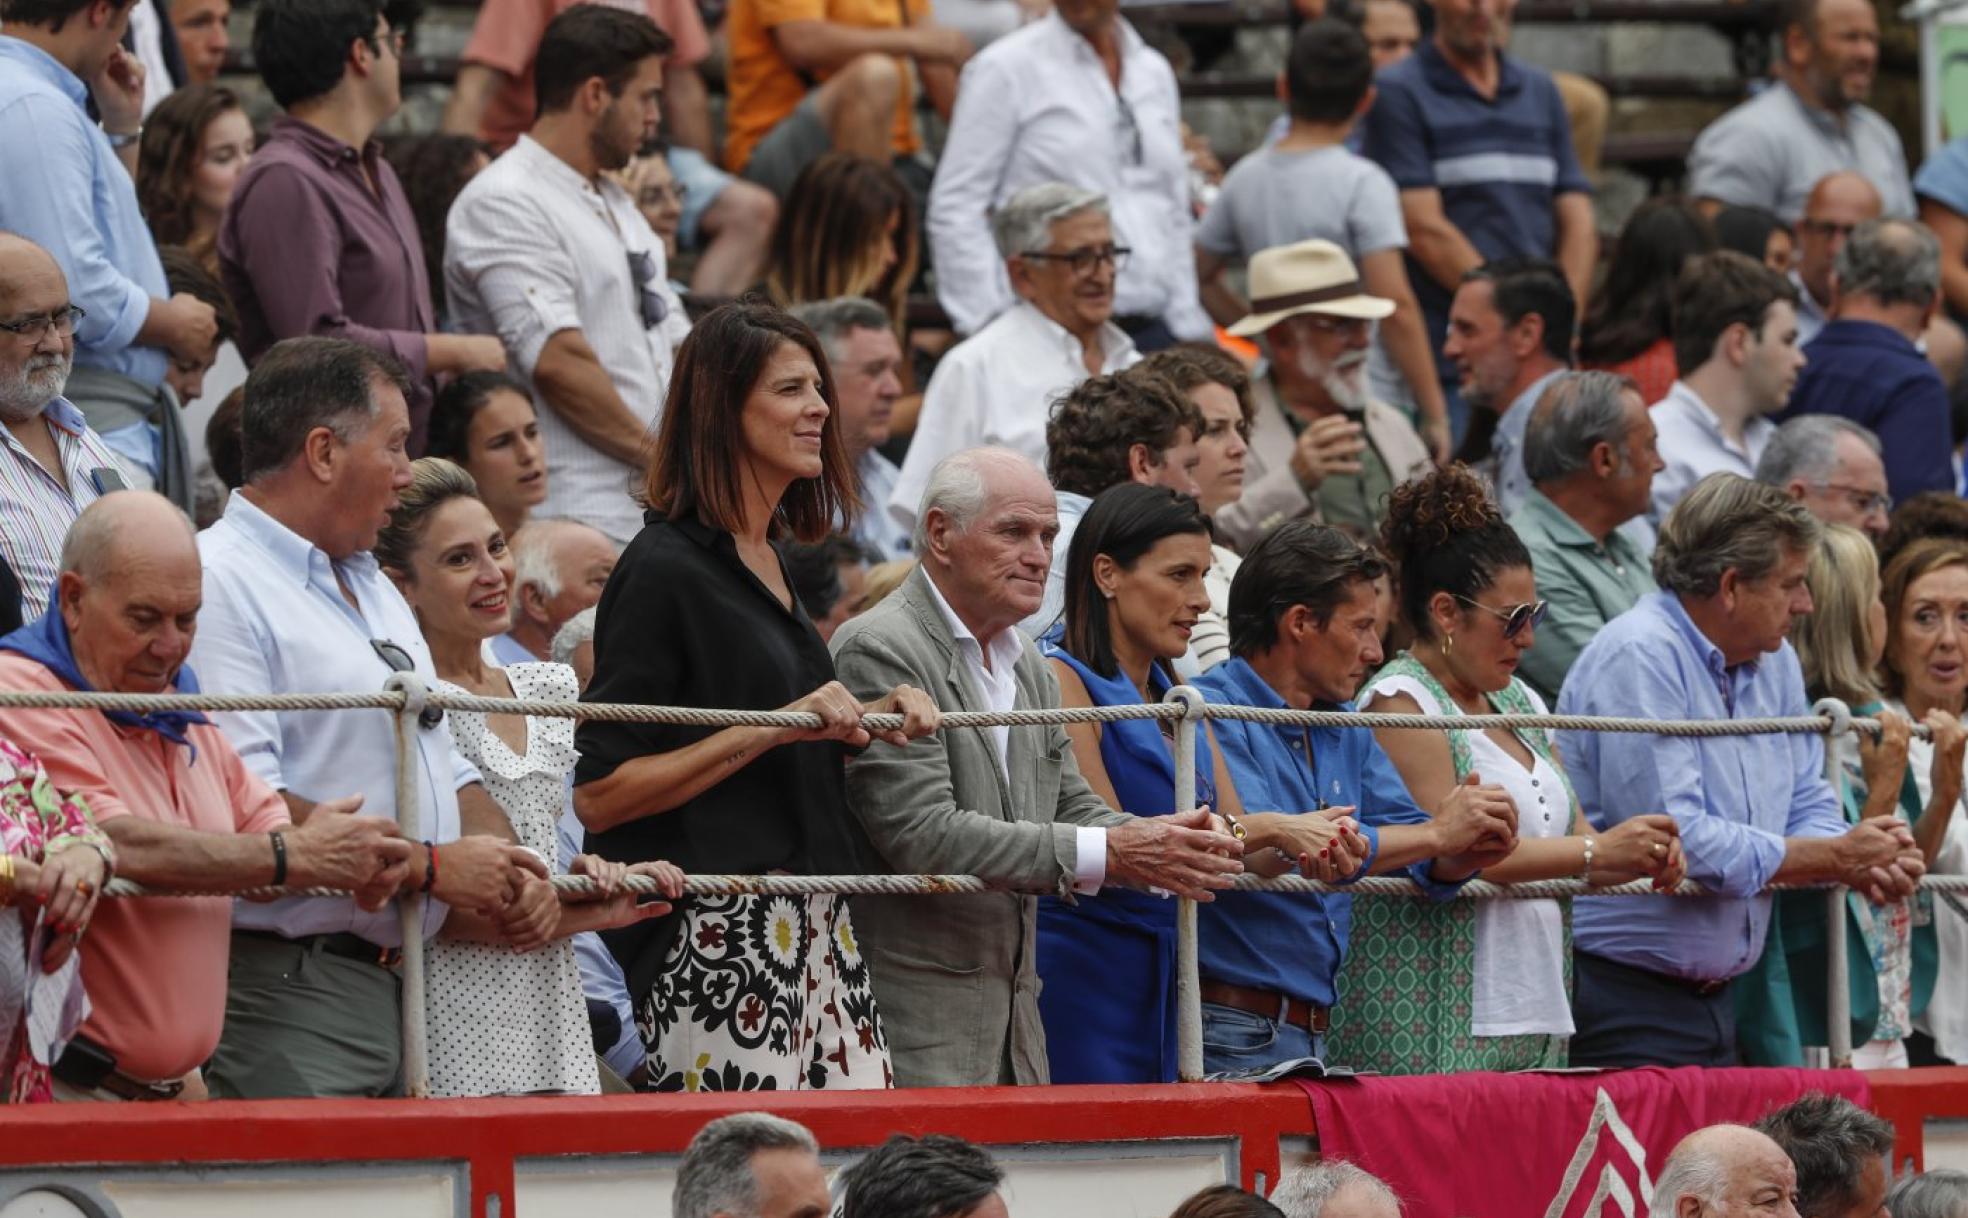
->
[[1454, 595, 1548, 640]]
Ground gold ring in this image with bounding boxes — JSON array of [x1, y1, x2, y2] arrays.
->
[[75, 880, 94, 896]]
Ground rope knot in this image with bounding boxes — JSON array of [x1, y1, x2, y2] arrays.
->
[[1813, 697, 1855, 742], [1164, 684, 1205, 721]]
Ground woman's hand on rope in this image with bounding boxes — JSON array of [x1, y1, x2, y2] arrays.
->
[[564, 853, 629, 903], [861, 683, 941, 748], [1858, 709, 1915, 803], [1923, 709, 1967, 806], [1591, 814, 1683, 889], [581, 860, 686, 932], [782, 681, 875, 748]]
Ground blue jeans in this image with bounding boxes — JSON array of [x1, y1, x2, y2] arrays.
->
[[1200, 1002, 1324, 1076]]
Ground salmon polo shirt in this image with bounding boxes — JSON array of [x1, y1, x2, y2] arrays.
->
[[0, 654, 288, 1081]]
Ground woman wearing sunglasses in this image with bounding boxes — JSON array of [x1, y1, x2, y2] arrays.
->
[[1329, 464, 1685, 1075]]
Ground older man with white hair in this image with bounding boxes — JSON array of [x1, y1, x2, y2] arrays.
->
[[1652, 1124, 1802, 1218], [890, 183, 1140, 533], [1755, 415, 1891, 542], [1270, 1161, 1401, 1218], [833, 446, 1243, 1087], [674, 1112, 829, 1218], [492, 518, 618, 665]]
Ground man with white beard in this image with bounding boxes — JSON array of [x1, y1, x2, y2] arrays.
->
[[0, 233, 134, 621], [1442, 257, 1577, 518], [1217, 239, 1432, 549]]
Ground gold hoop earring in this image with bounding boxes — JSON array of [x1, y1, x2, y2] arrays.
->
[[1440, 633, 1454, 658]]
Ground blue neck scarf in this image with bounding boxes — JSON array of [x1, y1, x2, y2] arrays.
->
[[0, 606, 210, 757]]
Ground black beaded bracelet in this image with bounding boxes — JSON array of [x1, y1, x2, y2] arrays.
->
[[269, 830, 288, 887]]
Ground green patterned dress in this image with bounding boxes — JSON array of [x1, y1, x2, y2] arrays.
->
[[1324, 653, 1573, 1074]]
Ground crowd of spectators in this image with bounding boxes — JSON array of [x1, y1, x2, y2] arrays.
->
[[1, 0, 1968, 1164]]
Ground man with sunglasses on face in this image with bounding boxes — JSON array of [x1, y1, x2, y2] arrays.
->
[[220, 0, 507, 458]]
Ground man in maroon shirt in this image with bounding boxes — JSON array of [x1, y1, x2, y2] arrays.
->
[[219, 0, 505, 453]]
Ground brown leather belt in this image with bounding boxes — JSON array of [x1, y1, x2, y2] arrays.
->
[[1200, 980, 1331, 1035]]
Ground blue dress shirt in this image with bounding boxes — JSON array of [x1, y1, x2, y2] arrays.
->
[[1557, 591, 1848, 981], [1194, 657, 1462, 1007], [0, 37, 167, 388], [1777, 320, 1954, 504]]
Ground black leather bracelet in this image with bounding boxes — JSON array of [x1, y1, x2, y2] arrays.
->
[[269, 830, 288, 887]]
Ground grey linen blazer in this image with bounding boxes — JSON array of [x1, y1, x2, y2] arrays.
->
[[829, 567, 1128, 1088]]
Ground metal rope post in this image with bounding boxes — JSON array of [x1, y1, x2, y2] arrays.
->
[[386, 674, 432, 1098], [1817, 699, 1855, 1069], [1167, 684, 1206, 1083]]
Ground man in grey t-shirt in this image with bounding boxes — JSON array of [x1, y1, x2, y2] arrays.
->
[[1688, 0, 1913, 223]]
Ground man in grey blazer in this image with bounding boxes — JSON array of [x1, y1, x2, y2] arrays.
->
[[831, 447, 1244, 1088]]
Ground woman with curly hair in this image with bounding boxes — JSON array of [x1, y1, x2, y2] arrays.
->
[[137, 85, 255, 276], [1331, 464, 1685, 1074]]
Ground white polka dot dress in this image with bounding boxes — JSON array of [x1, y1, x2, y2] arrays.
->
[[425, 662, 600, 1098]]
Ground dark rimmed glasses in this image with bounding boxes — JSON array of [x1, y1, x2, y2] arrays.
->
[[0, 305, 85, 341], [371, 639, 445, 729], [1455, 595, 1548, 641], [1022, 244, 1132, 277]]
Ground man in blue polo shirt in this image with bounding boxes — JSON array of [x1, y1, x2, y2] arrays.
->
[[1359, 0, 1595, 441], [1194, 520, 1517, 1074]]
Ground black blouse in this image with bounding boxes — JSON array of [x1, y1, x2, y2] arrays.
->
[[574, 512, 876, 998]]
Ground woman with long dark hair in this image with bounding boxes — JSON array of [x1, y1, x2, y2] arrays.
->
[[572, 300, 937, 1092], [766, 153, 919, 336], [1579, 198, 1717, 403]]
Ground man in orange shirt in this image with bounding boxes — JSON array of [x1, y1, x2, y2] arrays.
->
[[725, 0, 970, 198], [0, 492, 410, 1102]]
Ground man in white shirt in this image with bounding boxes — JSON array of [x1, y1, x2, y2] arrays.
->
[[893, 183, 1139, 533], [446, 5, 691, 545], [189, 337, 557, 1098], [1442, 256, 1574, 517], [925, 0, 1212, 347], [1649, 252, 1804, 526], [788, 297, 912, 560]]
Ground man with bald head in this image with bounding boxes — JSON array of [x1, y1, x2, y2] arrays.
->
[[1790, 172, 1884, 347], [0, 491, 411, 1101], [1689, 0, 1912, 227], [1651, 1124, 1802, 1218], [0, 233, 137, 623], [495, 518, 619, 664]]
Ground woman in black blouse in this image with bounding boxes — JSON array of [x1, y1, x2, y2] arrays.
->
[[573, 301, 936, 1093]]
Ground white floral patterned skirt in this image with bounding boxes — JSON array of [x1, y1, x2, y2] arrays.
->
[[638, 892, 892, 1092]]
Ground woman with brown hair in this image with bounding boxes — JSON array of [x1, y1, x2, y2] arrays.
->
[[137, 85, 255, 275], [766, 153, 919, 334], [572, 300, 938, 1092]]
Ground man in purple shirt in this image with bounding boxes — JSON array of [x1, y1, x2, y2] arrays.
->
[[219, 0, 504, 453]]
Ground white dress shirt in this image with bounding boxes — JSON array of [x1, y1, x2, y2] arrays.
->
[[1791, 267, 1828, 347], [853, 448, 912, 561], [890, 302, 1138, 532], [446, 136, 690, 544], [1648, 379, 1775, 525], [926, 12, 1212, 339], [923, 567, 1105, 892], [190, 491, 478, 946], [1019, 489, 1092, 641]]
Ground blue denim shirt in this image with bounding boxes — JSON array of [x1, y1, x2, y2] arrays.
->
[[1195, 657, 1462, 1006], [1557, 591, 1848, 981]]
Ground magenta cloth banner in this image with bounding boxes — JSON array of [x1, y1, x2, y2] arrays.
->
[[1294, 1067, 1872, 1218]]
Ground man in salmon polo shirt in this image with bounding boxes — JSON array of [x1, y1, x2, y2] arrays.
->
[[0, 491, 411, 1102]]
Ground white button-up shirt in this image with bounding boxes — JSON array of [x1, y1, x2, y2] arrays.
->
[[0, 397, 128, 620], [926, 12, 1212, 340], [445, 136, 690, 544], [190, 491, 478, 945], [1648, 379, 1776, 525], [889, 302, 1138, 532], [923, 566, 1105, 892], [853, 448, 912, 561]]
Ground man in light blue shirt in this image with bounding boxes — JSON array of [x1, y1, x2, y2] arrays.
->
[[1442, 257, 1573, 517], [1558, 473, 1923, 1068], [0, 2, 218, 510]]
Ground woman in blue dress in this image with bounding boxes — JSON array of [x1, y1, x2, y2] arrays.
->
[[1040, 484, 1360, 1083]]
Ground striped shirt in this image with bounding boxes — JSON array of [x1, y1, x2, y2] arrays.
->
[[0, 396, 129, 619], [445, 136, 690, 544]]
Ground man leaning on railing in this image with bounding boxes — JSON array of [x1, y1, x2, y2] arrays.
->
[[0, 492, 412, 1102], [1559, 473, 1926, 1070]]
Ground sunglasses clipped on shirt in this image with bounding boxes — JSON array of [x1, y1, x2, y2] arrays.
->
[[371, 639, 445, 729], [627, 250, 670, 331], [1454, 595, 1549, 641]]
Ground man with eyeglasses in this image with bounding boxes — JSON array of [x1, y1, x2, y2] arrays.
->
[[447, 4, 693, 546], [1756, 415, 1892, 543], [890, 183, 1141, 534], [221, 0, 507, 459], [1790, 171, 1884, 347], [926, 0, 1212, 350]]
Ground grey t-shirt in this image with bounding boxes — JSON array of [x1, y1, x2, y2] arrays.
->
[[1196, 144, 1409, 261], [1686, 81, 1915, 223]]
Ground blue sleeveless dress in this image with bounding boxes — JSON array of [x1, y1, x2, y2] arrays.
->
[[1036, 644, 1216, 1084]]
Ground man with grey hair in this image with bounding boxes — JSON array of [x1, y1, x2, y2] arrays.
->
[[833, 445, 1243, 1086], [0, 233, 137, 622], [891, 183, 1140, 533], [673, 1112, 829, 1218], [788, 297, 911, 560], [495, 518, 618, 664], [1508, 370, 1662, 705], [1651, 1124, 1803, 1218], [1753, 1093, 1894, 1218], [1754, 416, 1891, 542], [1780, 217, 1954, 502], [551, 605, 598, 692], [1558, 473, 1924, 1068], [1270, 1161, 1401, 1218]]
